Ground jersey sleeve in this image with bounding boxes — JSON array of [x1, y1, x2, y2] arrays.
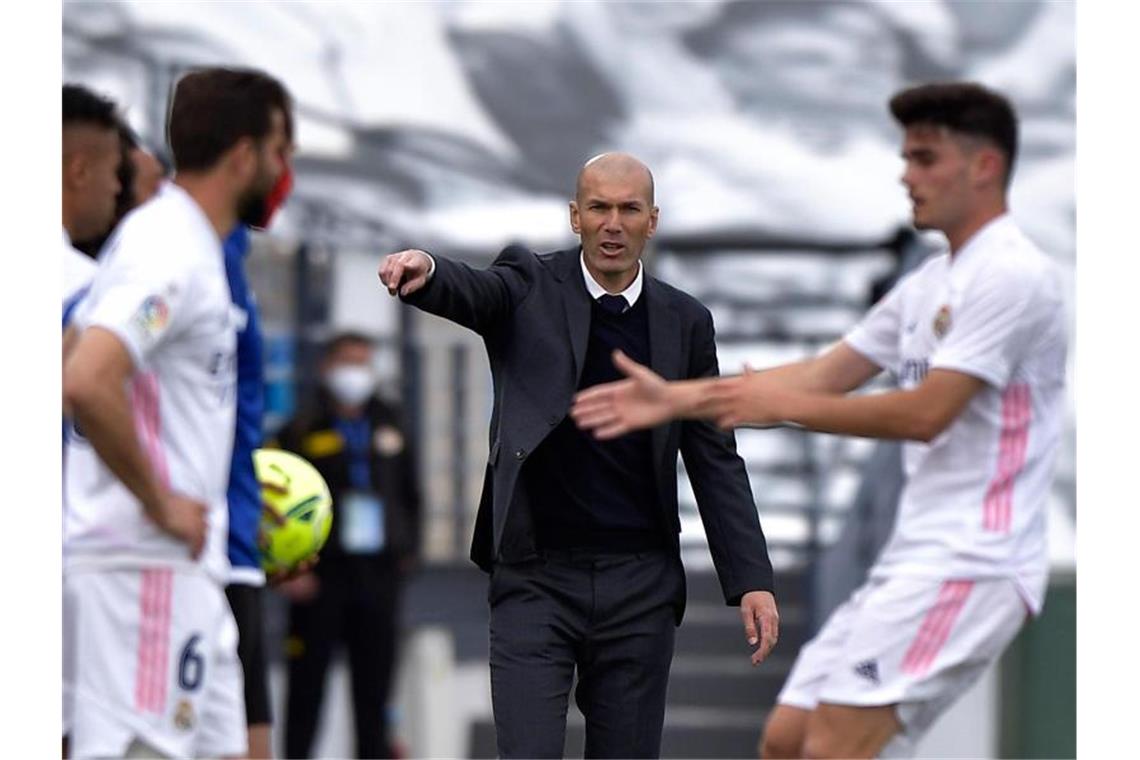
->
[[929, 264, 1038, 388], [843, 272, 910, 374], [73, 244, 198, 369]]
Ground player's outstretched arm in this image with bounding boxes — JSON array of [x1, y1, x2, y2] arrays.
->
[[730, 368, 986, 441], [571, 350, 720, 439], [63, 327, 207, 556], [571, 342, 878, 439], [573, 342, 978, 442]]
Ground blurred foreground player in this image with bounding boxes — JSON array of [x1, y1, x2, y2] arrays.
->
[[220, 157, 296, 760], [62, 84, 121, 315], [62, 67, 294, 759], [572, 83, 1067, 758]]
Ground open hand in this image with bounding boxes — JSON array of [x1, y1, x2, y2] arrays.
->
[[571, 350, 674, 439]]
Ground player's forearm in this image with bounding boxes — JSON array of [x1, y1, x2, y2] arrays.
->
[[780, 388, 941, 442], [754, 358, 840, 394], [66, 381, 169, 519], [665, 377, 725, 419]]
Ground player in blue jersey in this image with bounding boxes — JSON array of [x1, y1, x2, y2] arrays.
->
[[222, 161, 297, 759]]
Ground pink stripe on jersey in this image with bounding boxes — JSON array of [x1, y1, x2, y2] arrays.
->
[[983, 383, 1031, 533], [901, 580, 973, 676], [131, 374, 170, 489]]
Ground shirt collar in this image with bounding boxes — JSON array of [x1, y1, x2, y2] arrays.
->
[[579, 249, 644, 307], [951, 212, 1016, 267]]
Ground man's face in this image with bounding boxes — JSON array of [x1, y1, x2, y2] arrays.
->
[[64, 126, 122, 240], [131, 147, 166, 207], [900, 124, 975, 234], [570, 169, 658, 290], [324, 340, 372, 376], [237, 109, 292, 227]]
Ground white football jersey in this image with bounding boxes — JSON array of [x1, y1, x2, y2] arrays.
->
[[65, 182, 238, 583], [844, 214, 1068, 613]]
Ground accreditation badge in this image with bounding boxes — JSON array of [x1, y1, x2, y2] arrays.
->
[[339, 490, 386, 554]]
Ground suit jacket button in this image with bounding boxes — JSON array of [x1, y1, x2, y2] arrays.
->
[[515, 448, 526, 460], [547, 415, 558, 426]]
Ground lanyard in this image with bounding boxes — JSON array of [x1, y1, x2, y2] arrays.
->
[[334, 417, 372, 491]]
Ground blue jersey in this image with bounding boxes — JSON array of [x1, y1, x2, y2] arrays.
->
[[223, 225, 266, 583]]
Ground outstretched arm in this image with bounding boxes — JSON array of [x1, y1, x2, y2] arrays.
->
[[704, 366, 983, 441], [573, 341, 982, 442], [571, 342, 880, 437], [378, 245, 534, 335]]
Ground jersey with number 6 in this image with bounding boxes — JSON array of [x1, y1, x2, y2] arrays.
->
[[64, 182, 239, 584], [844, 214, 1068, 614]]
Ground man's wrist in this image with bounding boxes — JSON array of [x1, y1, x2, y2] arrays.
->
[[140, 489, 169, 525]]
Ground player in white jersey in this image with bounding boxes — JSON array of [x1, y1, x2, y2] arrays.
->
[[62, 84, 121, 316], [62, 67, 294, 759], [571, 82, 1067, 758]]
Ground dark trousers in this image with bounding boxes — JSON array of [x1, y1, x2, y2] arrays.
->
[[488, 549, 684, 759], [284, 556, 401, 759]]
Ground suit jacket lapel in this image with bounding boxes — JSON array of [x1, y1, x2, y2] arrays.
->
[[645, 277, 681, 471], [556, 249, 591, 382]]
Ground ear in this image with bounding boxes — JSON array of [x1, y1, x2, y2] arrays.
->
[[63, 151, 88, 190], [647, 206, 659, 238], [228, 136, 258, 178], [569, 200, 581, 234], [972, 147, 1004, 189]]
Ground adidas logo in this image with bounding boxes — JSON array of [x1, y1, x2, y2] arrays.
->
[[854, 659, 880, 684]]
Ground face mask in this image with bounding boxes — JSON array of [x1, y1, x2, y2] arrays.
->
[[324, 365, 375, 407], [253, 165, 294, 230], [239, 165, 294, 230]]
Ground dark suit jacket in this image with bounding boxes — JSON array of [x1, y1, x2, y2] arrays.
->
[[404, 245, 774, 618]]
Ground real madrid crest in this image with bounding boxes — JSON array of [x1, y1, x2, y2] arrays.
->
[[174, 698, 196, 731], [932, 305, 952, 339]]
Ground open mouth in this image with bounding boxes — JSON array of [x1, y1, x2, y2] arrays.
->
[[599, 242, 625, 255]]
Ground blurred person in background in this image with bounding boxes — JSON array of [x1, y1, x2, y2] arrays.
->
[[379, 152, 777, 759], [62, 67, 294, 759], [572, 83, 1067, 759], [276, 331, 422, 760], [74, 123, 167, 260], [62, 84, 121, 321]]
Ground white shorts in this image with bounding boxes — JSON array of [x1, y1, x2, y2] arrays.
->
[[63, 566, 246, 759], [777, 575, 1027, 756]]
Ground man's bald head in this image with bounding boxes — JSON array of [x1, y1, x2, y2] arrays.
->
[[576, 152, 655, 206]]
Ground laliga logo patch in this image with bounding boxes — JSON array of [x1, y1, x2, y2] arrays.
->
[[932, 305, 952, 339], [174, 698, 195, 731], [133, 295, 170, 335]]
